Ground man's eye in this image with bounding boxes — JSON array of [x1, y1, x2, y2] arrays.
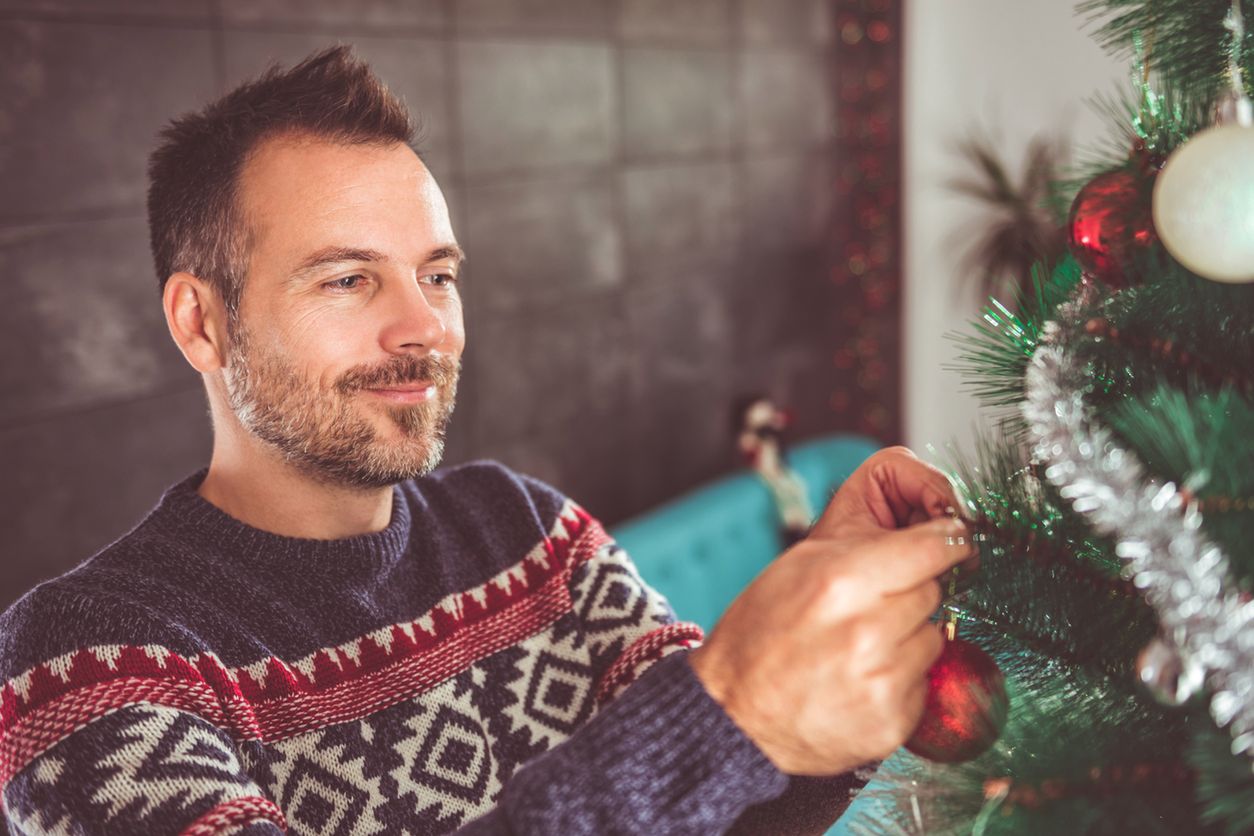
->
[[426, 273, 457, 288], [324, 275, 365, 291]]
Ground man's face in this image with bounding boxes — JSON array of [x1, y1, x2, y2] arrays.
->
[[222, 135, 465, 489]]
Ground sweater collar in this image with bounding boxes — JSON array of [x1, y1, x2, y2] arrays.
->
[[152, 468, 413, 576]]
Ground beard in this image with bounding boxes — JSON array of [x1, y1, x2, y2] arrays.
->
[[221, 323, 459, 489]]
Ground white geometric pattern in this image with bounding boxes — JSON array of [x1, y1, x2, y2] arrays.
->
[[571, 544, 676, 653], [5, 704, 263, 835], [238, 542, 685, 834], [4, 541, 690, 836], [497, 627, 597, 751]]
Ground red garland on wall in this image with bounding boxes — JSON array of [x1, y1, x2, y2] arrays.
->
[[829, 0, 903, 442]]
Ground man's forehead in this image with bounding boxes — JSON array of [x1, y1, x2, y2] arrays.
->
[[238, 134, 452, 264], [241, 133, 429, 205]]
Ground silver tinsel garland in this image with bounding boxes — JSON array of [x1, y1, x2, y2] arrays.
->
[[1022, 314, 1254, 768]]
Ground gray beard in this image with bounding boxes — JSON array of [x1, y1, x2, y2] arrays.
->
[[222, 326, 459, 489]]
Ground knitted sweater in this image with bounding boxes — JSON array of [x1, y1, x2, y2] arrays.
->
[[0, 461, 808, 835]]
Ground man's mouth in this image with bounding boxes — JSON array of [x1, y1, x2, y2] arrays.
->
[[362, 381, 437, 404]]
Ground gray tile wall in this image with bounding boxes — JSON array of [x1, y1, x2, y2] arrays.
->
[[0, 0, 840, 610]]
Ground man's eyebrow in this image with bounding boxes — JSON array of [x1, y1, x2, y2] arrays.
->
[[287, 244, 466, 281], [426, 245, 467, 266], [289, 246, 389, 280]]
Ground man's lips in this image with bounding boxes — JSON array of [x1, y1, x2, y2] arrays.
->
[[362, 381, 437, 404]]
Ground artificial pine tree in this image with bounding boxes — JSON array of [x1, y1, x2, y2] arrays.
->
[[850, 1, 1254, 833]]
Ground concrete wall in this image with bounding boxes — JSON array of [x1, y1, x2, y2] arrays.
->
[[902, 0, 1128, 459], [0, 0, 838, 609]]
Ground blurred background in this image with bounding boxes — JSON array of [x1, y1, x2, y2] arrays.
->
[[0, 0, 1125, 610]]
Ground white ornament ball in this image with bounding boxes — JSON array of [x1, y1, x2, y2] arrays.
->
[[1152, 122, 1254, 283]]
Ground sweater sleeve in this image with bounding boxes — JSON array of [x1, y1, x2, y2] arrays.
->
[[559, 521, 869, 834], [3, 704, 287, 835], [569, 537, 706, 706], [0, 591, 287, 835], [457, 651, 788, 835], [509, 469, 709, 702], [453, 498, 791, 835]]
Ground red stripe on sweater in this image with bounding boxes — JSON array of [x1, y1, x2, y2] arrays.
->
[[594, 622, 705, 706], [0, 506, 613, 777], [179, 795, 288, 836], [0, 677, 229, 786], [251, 570, 572, 741]]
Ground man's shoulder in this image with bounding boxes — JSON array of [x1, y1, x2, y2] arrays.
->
[[409, 458, 578, 525], [0, 582, 162, 687], [0, 522, 195, 683], [404, 459, 613, 577]]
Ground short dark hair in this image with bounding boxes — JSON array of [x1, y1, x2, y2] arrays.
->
[[146, 44, 415, 317]]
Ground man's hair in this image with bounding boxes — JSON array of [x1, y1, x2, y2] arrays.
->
[[146, 44, 415, 317]]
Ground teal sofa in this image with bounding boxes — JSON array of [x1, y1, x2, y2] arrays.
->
[[610, 433, 880, 633], [608, 432, 882, 835]]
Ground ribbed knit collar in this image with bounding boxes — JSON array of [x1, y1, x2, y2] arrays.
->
[[150, 468, 414, 578]]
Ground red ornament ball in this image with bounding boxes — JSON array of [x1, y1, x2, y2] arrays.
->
[[1067, 168, 1157, 288], [905, 637, 1009, 763]]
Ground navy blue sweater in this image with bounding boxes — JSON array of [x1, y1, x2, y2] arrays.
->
[[0, 461, 819, 834]]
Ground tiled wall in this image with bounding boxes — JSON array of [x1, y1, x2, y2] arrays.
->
[[0, 0, 840, 609]]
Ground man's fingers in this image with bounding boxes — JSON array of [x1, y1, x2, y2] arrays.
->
[[867, 451, 962, 527], [810, 447, 966, 540], [856, 517, 977, 594], [863, 619, 944, 681], [851, 582, 944, 657], [891, 622, 945, 683], [883, 580, 944, 645]]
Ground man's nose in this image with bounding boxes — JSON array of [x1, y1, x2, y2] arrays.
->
[[378, 280, 448, 354]]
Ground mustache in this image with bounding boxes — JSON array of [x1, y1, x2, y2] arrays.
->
[[336, 354, 460, 393]]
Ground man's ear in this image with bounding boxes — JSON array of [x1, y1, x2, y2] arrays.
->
[[163, 272, 229, 373]]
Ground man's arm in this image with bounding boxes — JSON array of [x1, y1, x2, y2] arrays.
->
[[457, 448, 971, 835], [689, 447, 973, 777], [3, 703, 285, 834], [458, 651, 788, 835], [0, 605, 284, 833], [451, 494, 792, 835]]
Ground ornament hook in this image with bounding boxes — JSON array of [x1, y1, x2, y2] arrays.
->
[[1224, 0, 1252, 125]]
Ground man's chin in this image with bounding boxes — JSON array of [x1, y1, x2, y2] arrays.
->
[[307, 439, 445, 490], [376, 440, 446, 485], [373, 405, 447, 443], [296, 393, 453, 487], [366, 418, 449, 479]]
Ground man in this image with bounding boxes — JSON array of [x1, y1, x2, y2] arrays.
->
[[0, 47, 973, 834]]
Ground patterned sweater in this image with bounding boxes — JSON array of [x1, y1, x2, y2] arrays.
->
[[0, 461, 813, 834]]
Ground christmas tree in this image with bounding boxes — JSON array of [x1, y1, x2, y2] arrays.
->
[[849, 1, 1254, 833]]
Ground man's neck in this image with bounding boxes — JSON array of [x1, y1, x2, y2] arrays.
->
[[198, 442, 394, 541]]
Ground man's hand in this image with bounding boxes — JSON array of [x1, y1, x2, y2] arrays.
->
[[689, 447, 974, 775], [820, 445, 965, 531]]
